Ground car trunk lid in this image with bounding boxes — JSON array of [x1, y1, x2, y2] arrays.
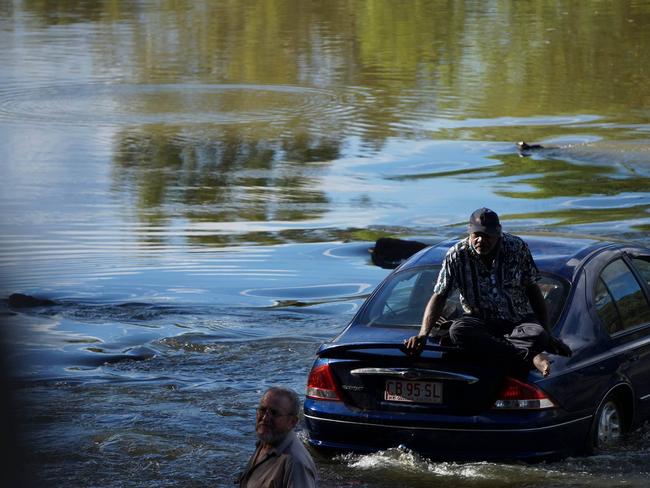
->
[[319, 342, 508, 415]]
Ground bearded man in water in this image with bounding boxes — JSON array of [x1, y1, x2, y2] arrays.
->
[[237, 386, 317, 487]]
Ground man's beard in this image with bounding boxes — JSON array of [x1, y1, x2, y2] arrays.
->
[[256, 424, 289, 446]]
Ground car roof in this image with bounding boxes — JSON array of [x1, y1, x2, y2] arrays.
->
[[401, 232, 645, 282]]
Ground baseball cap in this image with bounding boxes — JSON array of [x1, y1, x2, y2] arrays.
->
[[468, 208, 502, 235]]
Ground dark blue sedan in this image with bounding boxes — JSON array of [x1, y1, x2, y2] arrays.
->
[[304, 234, 650, 461]]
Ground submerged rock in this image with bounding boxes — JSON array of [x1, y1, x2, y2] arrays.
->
[[7, 293, 56, 308], [369, 237, 428, 269]]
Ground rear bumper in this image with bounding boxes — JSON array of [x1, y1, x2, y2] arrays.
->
[[304, 400, 592, 461]]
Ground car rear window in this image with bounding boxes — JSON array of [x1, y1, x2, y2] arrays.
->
[[361, 265, 568, 328]]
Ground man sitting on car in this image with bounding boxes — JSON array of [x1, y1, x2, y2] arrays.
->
[[405, 207, 571, 375]]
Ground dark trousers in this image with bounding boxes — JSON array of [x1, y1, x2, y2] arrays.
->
[[448, 315, 550, 369]]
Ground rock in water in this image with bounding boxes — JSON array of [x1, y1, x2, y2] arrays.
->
[[370, 237, 428, 268], [8, 293, 56, 308]]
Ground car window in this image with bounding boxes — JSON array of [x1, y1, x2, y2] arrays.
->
[[632, 257, 650, 288], [594, 277, 622, 334], [539, 279, 567, 324], [362, 267, 455, 327], [361, 266, 567, 328], [595, 258, 650, 334]]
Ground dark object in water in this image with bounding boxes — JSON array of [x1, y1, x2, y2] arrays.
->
[[76, 346, 158, 367], [369, 237, 428, 269], [7, 293, 56, 308], [517, 141, 544, 155]]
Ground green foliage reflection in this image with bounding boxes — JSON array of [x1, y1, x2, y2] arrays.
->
[[112, 127, 338, 241]]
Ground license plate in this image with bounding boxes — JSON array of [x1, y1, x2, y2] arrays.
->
[[384, 379, 442, 404]]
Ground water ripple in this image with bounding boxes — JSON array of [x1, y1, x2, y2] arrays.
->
[[0, 82, 371, 129]]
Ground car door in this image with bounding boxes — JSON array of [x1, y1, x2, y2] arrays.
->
[[593, 251, 650, 422], [627, 253, 650, 419]]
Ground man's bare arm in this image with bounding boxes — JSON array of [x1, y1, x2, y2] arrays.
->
[[526, 283, 572, 357], [404, 293, 447, 356], [525, 283, 548, 330]]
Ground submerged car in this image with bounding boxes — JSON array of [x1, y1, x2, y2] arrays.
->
[[304, 234, 650, 461]]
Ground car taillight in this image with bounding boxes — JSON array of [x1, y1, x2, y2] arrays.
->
[[306, 363, 341, 401], [492, 377, 556, 410]]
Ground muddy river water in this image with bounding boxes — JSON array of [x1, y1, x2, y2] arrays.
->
[[1, 1, 649, 486]]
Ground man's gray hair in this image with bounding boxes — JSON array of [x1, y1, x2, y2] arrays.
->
[[264, 386, 301, 416]]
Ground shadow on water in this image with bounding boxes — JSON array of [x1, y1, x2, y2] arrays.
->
[[0, 324, 32, 487]]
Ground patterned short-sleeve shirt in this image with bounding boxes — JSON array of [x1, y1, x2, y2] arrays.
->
[[433, 232, 540, 323]]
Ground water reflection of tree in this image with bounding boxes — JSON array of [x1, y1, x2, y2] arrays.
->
[[390, 152, 650, 229], [18, 0, 650, 238], [490, 155, 650, 228], [21, 0, 129, 24], [17, 0, 650, 142], [112, 127, 340, 244], [491, 155, 650, 198]]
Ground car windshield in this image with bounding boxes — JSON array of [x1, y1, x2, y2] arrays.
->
[[360, 265, 568, 328]]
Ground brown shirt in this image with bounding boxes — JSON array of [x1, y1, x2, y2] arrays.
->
[[237, 431, 317, 488]]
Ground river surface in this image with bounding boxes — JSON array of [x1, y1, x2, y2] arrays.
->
[[1, 1, 650, 486]]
